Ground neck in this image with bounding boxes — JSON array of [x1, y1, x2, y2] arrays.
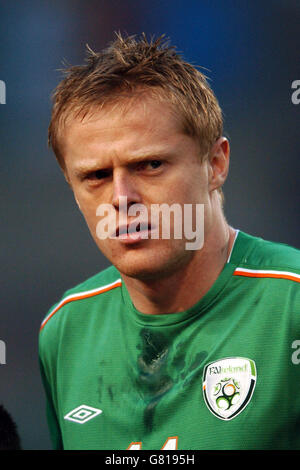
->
[[122, 213, 236, 315]]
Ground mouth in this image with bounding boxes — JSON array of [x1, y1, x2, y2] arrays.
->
[[113, 221, 155, 243], [118, 221, 150, 235]]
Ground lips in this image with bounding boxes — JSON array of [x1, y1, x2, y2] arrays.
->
[[117, 221, 151, 237], [105, 218, 158, 244]]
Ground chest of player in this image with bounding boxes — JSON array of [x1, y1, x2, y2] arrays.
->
[[54, 299, 297, 450]]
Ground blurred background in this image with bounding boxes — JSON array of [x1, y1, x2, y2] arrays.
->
[[0, 0, 299, 449]]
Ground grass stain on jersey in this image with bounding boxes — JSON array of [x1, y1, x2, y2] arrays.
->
[[136, 329, 208, 431], [137, 329, 173, 431], [108, 386, 114, 401], [97, 360, 115, 404]]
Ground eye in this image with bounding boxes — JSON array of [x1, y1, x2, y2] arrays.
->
[[148, 160, 162, 169], [83, 169, 110, 181], [137, 160, 163, 171], [94, 169, 110, 179]]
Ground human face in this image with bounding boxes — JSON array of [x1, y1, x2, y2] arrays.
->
[[63, 97, 218, 280]]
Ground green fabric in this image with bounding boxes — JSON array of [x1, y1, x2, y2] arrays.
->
[[39, 231, 300, 450]]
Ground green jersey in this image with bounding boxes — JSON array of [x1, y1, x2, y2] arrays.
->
[[39, 231, 300, 450]]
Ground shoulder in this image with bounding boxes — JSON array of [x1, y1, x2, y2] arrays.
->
[[39, 264, 122, 336], [234, 231, 300, 278], [232, 232, 300, 331]]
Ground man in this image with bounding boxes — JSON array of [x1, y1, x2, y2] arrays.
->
[[39, 33, 300, 450]]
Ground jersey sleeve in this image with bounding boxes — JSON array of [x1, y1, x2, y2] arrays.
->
[[39, 301, 64, 450], [39, 357, 63, 450]]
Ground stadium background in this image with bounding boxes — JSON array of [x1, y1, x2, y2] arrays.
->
[[0, 0, 299, 449]]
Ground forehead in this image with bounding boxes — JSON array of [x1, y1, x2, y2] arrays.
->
[[67, 93, 181, 132], [62, 95, 187, 158]]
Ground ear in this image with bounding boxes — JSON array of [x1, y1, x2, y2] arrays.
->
[[208, 137, 230, 192]]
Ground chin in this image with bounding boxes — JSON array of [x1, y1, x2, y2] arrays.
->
[[109, 244, 193, 282], [112, 256, 164, 280]]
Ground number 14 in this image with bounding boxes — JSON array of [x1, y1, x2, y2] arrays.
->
[[127, 436, 178, 450]]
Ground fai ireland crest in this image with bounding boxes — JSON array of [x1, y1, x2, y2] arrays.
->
[[203, 357, 256, 420]]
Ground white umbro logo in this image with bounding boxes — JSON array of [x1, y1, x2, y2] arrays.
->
[[64, 405, 102, 424]]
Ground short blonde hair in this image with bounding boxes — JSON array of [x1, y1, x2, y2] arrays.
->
[[48, 32, 224, 174]]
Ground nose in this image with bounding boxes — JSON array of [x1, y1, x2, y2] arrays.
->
[[112, 169, 142, 211]]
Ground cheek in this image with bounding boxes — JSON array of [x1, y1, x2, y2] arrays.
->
[[168, 167, 208, 203], [79, 201, 100, 234], [177, 183, 208, 206], [73, 188, 101, 224]]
